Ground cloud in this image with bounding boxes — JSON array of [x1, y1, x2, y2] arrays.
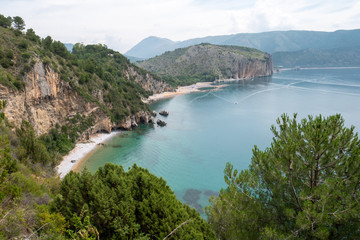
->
[[1, 0, 360, 53]]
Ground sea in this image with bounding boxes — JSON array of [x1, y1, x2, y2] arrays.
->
[[77, 68, 360, 216]]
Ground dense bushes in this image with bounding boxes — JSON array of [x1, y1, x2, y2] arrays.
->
[[40, 114, 94, 155], [55, 164, 215, 239]]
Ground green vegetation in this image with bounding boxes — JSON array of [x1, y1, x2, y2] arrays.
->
[[55, 164, 215, 239], [0, 99, 63, 238], [0, 14, 214, 239], [206, 114, 360, 239], [71, 43, 152, 122], [0, 14, 156, 124], [40, 114, 94, 156], [136, 43, 271, 86], [0, 96, 215, 238], [0, 13, 165, 156]]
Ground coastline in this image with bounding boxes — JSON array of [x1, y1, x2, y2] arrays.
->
[[144, 81, 226, 103], [56, 131, 120, 178], [57, 81, 227, 178]]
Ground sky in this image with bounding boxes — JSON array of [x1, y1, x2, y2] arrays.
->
[[2, 0, 360, 53]]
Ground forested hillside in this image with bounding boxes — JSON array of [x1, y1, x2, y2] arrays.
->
[[136, 43, 272, 86]]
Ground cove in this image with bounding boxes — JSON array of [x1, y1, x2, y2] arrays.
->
[[77, 68, 360, 216]]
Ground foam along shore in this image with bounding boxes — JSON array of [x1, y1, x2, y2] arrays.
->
[[144, 82, 225, 103], [56, 131, 120, 178]]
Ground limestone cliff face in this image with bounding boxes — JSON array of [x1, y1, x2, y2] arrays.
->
[[0, 60, 155, 138], [234, 57, 273, 79], [1, 61, 106, 136]]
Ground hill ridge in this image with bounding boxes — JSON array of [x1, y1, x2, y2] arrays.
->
[[126, 29, 360, 61]]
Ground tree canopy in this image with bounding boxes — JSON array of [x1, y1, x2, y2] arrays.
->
[[206, 114, 360, 239], [54, 164, 215, 239], [0, 14, 12, 28], [12, 16, 25, 31]]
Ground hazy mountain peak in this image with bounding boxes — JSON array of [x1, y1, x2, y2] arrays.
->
[[126, 29, 360, 60], [125, 36, 176, 59]]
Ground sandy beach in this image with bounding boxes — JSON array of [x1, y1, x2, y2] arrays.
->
[[56, 131, 120, 178], [144, 81, 225, 103]]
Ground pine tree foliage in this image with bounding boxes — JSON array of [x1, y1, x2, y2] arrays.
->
[[206, 114, 360, 239]]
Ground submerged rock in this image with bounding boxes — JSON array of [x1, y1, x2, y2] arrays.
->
[[157, 119, 167, 126], [183, 189, 203, 213]]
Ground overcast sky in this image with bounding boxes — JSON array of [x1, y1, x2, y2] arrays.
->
[[2, 0, 360, 53]]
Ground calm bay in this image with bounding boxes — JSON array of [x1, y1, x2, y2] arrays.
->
[[77, 68, 360, 215]]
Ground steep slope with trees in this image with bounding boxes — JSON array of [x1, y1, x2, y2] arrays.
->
[[136, 43, 273, 86], [0, 14, 173, 156]]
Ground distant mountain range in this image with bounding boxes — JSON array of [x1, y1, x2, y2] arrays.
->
[[126, 30, 360, 67], [273, 47, 360, 68]]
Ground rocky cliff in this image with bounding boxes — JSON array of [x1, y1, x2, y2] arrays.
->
[[125, 66, 173, 94], [1, 61, 100, 136], [0, 59, 158, 139], [136, 43, 273, 84]]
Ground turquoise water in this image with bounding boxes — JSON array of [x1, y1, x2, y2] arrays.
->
[[79, 68, 360, 215]]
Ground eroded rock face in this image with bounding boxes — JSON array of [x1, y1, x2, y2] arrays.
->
[[125, 67, 174, 94], [1, 60, 155, 137], [116, 111, 154, 130], [1, 62, 103, 136]]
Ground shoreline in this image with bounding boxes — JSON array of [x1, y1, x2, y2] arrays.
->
[[56, 82, 214, 178], [56, 80, 230, 178], [56, 77, 259, 178], [56, 131, 121, 178], [144, 81, 226, 103]]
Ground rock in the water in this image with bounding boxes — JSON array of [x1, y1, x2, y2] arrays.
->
[[159, 110, 169, 116], [157, 119, 167, 126]]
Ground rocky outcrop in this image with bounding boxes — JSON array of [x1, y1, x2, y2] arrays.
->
[[116, 111, 154, 130], [1, 61, 106, 136], [125, 67, 174, 94], [157, 119, 167, 127], [0, 60, 157, 138], [159, 110, 169, 116]]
